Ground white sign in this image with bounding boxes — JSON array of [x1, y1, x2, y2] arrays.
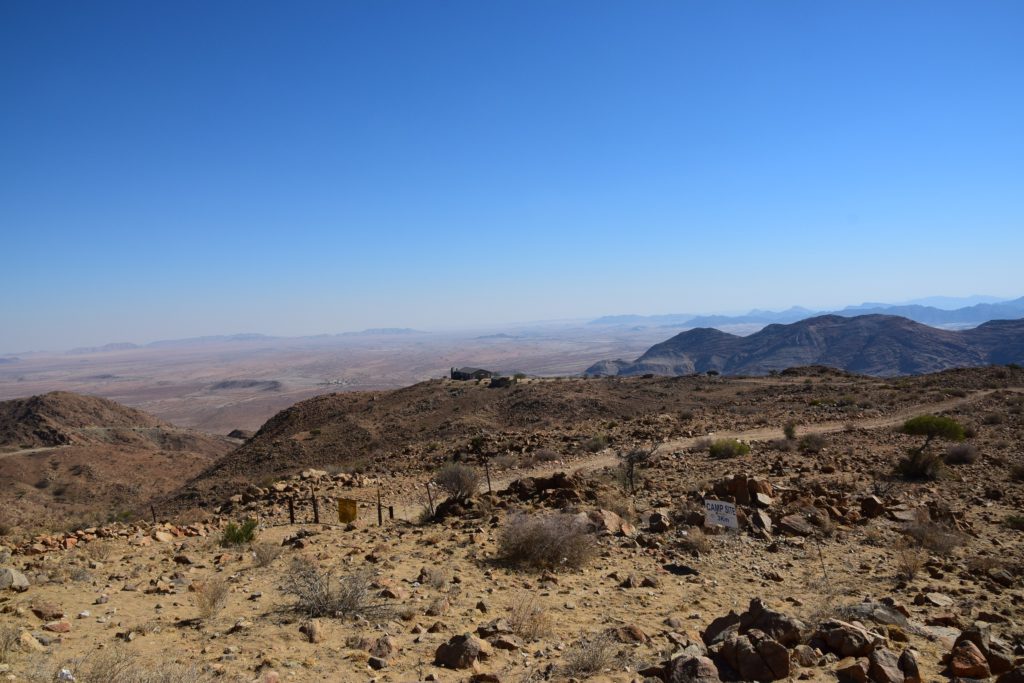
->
[[704, 499, 738, 528]]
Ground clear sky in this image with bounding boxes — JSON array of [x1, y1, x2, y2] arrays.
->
[[2, 1, 1022, 351]]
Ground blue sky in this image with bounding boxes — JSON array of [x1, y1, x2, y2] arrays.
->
[[2, 1, 1022, 351]]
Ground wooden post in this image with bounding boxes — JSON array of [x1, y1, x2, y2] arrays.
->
[[388, 505, 394, 520], [377, 486, 383, 526], [426, 483, 435, 517], [150, 504, 157, 525], [484, 459, 492, 495], [312, 494, 320, 524], [288, 497, 295, 525]]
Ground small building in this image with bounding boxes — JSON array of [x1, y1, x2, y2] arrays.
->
[[450, 367, 493, 381]]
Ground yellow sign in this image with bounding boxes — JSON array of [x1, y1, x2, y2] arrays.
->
[[338, 498, 357, 523]]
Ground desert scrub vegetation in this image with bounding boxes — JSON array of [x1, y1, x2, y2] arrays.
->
[[900, 415, 965, 453], [583, 434, 609, 452], [251, 541, 282, 567], [433, 463, 480, 501], [508, 592, 553, 641], [193, 576, 229, 620], [894, 547, 928, 581], [944, 443, 978, 465], [707, 438, 750, 458], [0, 625, 17, 664], [25, 647, 213, 683], [783, 420, 798, 440], [282, 558, 390, 620], [560, 632, 618, 677], [497, 512, 596, 571], [220, 518, 257, 547], [894, 449, 945, 481], [1005, 515, 1024, 531], [798, 433, 827, 454], [902, 518, 965, 555]]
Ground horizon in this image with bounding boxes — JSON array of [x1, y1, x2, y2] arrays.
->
[[3, 2, 1023, 351], [2, 291, 1019, 355]]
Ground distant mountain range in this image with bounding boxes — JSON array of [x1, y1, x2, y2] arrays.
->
[[589, 296, 1024, 329], [584, 314, 1024, 377]]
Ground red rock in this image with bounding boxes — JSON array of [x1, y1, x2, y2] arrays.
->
[[949, 640, 990, 679]]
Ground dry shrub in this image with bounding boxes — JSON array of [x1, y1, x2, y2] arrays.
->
[[895, 450, 945, 480], [583, 434, 609, 453], [0, 625, 18, 664], [24, 647, 212, 683], [282, 558, 390, 620], [679, 526, 711, 555], [193, 577, 229, 620], [944, 444, 978, 465], [1006, 515, 1024, 531], [708, 439, 750, 458], [561, 632, 617, 677], [1011, 463, 1024, 482], [434, 463, 481, 501], [534, 448, 561, 462], [798, 433, 827, 454], [497, 513, 595, 571], [85, 540, 116, 563], [903, 520, 964, 556], [595, 492, 634, 523], [895, 547, 927, 581], [509, 593, 553, 641], [252, 542, 282, 568]]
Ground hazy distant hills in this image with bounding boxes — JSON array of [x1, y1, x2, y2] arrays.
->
[[584, 314, 1024, 377], [590, 296, 1024, 329]]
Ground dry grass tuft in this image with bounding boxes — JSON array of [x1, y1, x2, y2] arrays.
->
[[252, 542, 282, 568], [561, 632, 617, 677], [508, 593, 553, 641], [25, 647, 213, 682], [193, 577, 229, 620], [894, 547, 928, 581]]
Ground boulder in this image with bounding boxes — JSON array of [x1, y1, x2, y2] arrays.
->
[[949, 640, 990, 679], [738, 598, 805, 647], [664, 655, 721, 683], [701, 611, 741, 646], [0, 567, 29, 592], [834, 656, 870, 683], [815, 620, 881, 657], [778, 514, 815, 537], [718, 630, 790, 681], [867, 647, 903, 683], [435, 633, 492, 669]]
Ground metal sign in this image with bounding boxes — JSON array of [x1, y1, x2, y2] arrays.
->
[[338, 498, 358, 523], [704, 499, 738, 528]]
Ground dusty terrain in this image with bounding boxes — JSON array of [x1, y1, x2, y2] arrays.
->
[[0, 327, 676, 435], [1, 366, 1023, 683], [0, 393, 235, 530]]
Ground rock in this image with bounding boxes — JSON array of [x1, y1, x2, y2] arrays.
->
[[649, 511, 672, 533], [367, 656, 387, 670], [0, 567, 29, 592], [792, 644, 820, 667], [369, 635, 397, 659], [19, 631, 46, 652], [299, 620, 323, 643], [435, 633, 492, 669], [867, 647, 902, 683], [949, 640, 990, 679], [31, 603, 64, 621], [43, 620, 71, 633], [860, 496, 885, 518], [701, 611, 740, 646], [664, 655, 721, 683], [739, 598, 805, 647], [779, 514, 815, 536], [719, 630, 790, 681], [815, 620, 881, 658], [898, 649, 921, 683], [996, 667, 1024, 683], [834, 656, 870, 683]]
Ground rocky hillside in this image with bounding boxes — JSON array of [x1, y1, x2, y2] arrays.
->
[[585, 314, 1024, 377], [0, 392, 234, 528]]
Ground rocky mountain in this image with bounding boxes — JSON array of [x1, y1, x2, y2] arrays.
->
[[584, 314, 1024, 377], [0, 392, 233, 526]]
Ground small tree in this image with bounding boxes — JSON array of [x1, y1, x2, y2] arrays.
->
[[619, 448, 653, 495], [900, 415, 965, 456]]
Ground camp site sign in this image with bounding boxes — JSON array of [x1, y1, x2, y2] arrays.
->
[[704, 499, 738, 529], [338, 498, 358, 523]]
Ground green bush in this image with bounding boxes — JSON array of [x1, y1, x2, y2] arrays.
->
[[221, 519, 258, 547], [708, 439, 751, 458], [1006, 515, 1024, 531], [783, 421, 797, 440], [895, 449, 945, 481]]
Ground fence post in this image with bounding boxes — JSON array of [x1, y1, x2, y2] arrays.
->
[[312, 493, 320, 524], [377, 486, 383, 526], [288, 497, 295, 525]]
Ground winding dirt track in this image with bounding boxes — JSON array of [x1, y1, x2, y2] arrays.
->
[[485, 386, 1023, 492]]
